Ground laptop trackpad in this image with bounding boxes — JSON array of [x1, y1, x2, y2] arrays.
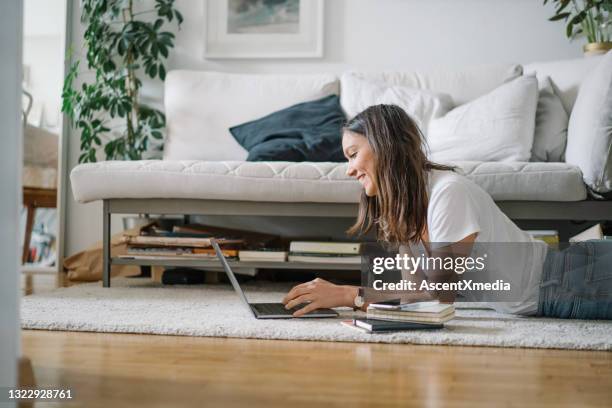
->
[[251, 303, 337, 318]]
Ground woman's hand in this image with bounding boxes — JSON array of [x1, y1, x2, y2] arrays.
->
[[282, 278, 358, 317]]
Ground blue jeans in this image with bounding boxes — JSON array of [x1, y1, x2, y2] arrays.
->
[[537, 240, 612, 319]]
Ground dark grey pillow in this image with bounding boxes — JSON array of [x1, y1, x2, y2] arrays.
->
[[531, 76, 568, 162], [229, 95, 347, 162]]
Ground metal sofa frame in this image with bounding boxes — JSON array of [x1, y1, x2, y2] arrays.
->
[[101, 198, 612, 287]]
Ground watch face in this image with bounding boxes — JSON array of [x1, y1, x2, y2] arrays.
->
[[355, 296, 365, 308]]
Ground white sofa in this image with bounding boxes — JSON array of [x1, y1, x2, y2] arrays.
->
[[69, 56, 612, 286]]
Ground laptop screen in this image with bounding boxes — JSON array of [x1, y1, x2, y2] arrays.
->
[[211, 239, 256, 317]]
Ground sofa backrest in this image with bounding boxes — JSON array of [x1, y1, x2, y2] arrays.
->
[[163, 59, 600, 162], [164, 71, 339, 161], [344, 63, 523, 107], [524, 55, 603, 114]]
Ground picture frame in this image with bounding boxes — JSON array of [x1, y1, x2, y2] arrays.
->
[[204, 0, 324, 59]]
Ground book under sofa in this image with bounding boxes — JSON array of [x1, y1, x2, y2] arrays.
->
[[69, 53, 612, 287]]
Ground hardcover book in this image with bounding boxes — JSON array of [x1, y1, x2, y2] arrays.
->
[[289, 241, 362, 255]]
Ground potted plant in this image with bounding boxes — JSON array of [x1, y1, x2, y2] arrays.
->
[[62, 0, 184, 246], [62, 0, 183, 163], [545, 0, 612, 56]]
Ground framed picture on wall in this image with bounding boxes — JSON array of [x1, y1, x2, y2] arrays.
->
[[204, 0, 324, 58]]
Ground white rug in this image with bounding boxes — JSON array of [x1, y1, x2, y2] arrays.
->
[[21, 278, 612, 350]]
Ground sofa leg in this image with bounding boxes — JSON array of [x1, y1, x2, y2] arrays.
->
[[103, 200, 111, 288]]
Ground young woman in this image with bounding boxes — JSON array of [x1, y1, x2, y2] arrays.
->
[[282, 104, 612, 320]]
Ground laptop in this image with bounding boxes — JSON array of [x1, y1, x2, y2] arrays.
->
[[211, 240, 339, 319]]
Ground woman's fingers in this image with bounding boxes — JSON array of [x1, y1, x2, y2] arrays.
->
[[282, 278, 332, 306], [282, 286, 301, 304], [282, 282, 314, 304], [284, 294, 313, 310], [282, 284, 310, 304], [293, 301, 319, 317]]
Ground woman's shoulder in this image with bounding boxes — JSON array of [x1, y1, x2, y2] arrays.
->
[[428, 168, 493, 211], [428, 169, 472, 195]]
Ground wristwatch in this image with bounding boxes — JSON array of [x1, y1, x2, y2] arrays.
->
[[353, 287, 365, 310]]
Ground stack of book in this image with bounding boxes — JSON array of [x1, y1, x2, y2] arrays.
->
[[287, 241, 362, 264], [525, 230, 559, 247], [525, 224, 612, 245], [366, 301, 455, 323], [343, 301, 454, 333], [119, 224, 243, 260]]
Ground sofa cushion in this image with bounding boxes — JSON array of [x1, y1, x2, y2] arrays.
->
[[524, 55, 603, 114], [566, 51, 612, 196], [531, 76, 569, 162], [346, 63, 522, 107], [339, 73, 453, 133], [230, 95, 346, 162], [70, 160, 586, 204], [427, 75, 539, 163], [163, 70, 339, 161]]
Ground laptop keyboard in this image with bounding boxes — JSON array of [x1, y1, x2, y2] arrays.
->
[[252, 303, 309, 315]]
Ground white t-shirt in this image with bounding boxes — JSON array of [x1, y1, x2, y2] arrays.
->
[[421, 169, 547, 315]]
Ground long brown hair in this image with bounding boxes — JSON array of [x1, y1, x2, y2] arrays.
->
[[344, 104, 454, 245]]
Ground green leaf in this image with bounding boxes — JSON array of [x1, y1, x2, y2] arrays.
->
[[159, 45, 168, 58], [104, 142, 115, 156], [118, 37, 127, 55], [159, 64, 166, 80], [549, 12, 571, 21], [174, 10, 184, 25], [566, 21, 575, 38], [569, 10, 587, 25]]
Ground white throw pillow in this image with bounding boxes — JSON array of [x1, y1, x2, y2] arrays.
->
[[531, 76, 568, 162], [340, 74, 453, 134], [163, 71, 339, 161], [427, 75, 539, 163], [566, 50, 612, 196]]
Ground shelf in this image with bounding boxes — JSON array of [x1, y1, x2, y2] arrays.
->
[[21, 265, 57, 274], [112, 257, 362, 270]]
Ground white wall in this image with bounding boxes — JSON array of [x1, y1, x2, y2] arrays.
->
[[23, 0, 66, 133], [0, 0, 22, 404], [64, 0, 583, 256]]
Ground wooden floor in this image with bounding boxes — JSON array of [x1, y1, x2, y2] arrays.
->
[[20, 273, 612, 408]]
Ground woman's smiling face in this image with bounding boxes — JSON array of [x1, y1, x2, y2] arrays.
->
[[342, 130, 378, 196]]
